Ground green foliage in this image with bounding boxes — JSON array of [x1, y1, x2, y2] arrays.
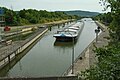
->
[[81, 0, 120, 79], [81, 44, 120, 80], [20, 18, 29, 25], [93, 12, 113, 26], [18, 9, 74, 24], [63, 10, 100, 17], [0, 7, 77, 26]]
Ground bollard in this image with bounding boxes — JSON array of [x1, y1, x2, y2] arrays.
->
[[8, 55, 10, 63]]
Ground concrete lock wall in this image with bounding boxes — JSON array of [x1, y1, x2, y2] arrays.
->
[[0, 28, 48, 70], [15, 28, 48, 56], [18, 28, 48, 53]]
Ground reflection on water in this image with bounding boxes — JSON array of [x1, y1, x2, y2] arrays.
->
[[54, 41, 72, 46], [54, 41, 76, 47]]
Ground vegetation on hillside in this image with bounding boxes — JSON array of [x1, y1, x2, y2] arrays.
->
[[0, 7, 80, 26], [81, 0, 120, 80], [63, 10, 100, 17], [93, 12, 113, 26]]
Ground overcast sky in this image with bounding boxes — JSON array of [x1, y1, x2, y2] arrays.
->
[[0, 0, 108, 12]]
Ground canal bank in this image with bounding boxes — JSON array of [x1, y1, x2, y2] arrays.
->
[[67, 21, 109, 76], [0, 18, 99, 77], [0, 27, 48, 70]]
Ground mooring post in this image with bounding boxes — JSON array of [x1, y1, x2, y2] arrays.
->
[[58, 24, 60, 28], [48, 25, 52, 31], [8, 55, 10, 63]]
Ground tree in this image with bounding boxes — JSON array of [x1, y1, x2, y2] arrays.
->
[[81, 0, 120, 79], [100, 0, 120, 42], [1, 7, 79, 26]]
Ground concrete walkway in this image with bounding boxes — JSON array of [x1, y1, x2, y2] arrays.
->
[[0, 41, 23, 61], [67, 21, 109, 76], [0, 28, 47, 62]]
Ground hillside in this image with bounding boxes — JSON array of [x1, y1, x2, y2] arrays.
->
[[0, 7, 76, 26], [63, 10, 100, 17]]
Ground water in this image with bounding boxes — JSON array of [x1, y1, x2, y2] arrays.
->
[[0, 18, 99, 77]]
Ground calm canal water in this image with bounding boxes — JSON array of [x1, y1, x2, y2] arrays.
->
[[0, 18, 98, 77]]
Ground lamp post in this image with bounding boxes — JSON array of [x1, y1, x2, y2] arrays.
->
[[68, 33, 74, 74], [71, 36, 74, 74]]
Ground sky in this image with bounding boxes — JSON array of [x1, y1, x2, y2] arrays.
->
[[0, 0, 109, 13]]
